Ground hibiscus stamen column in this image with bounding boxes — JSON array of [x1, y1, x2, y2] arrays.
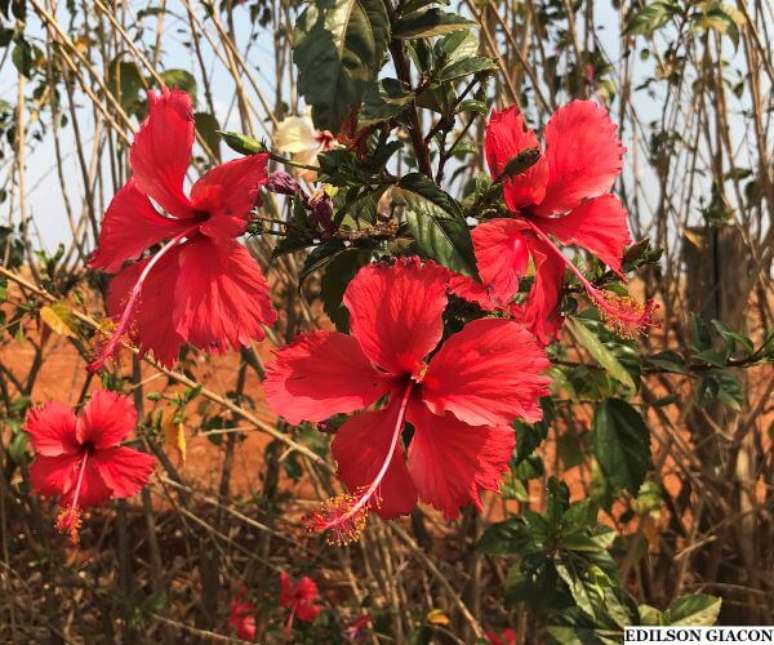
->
[[89, 227, 196, 372], [56, 451, 89, 545], [527, 221, 656, 336], [307, 382, 415, 545]]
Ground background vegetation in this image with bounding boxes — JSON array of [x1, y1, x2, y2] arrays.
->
[[0, 0, 771, 642]]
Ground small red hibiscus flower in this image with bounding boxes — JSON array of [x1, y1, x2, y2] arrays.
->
[[89, 87, 277, 370], [487, 627, 517, 645], [279, 571, 321, 637], [265, 258, 550, 543], [450, 100, 655, 343], [25, 390, 156, 543], [229, 588, 257, 642]]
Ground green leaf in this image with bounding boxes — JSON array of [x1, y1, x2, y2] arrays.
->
[[624, 1, 678, 37], [436, 56, 497, 82], [293, 0, 390, 132], [320, 248, 372, 331], [663, 594, 721, 626], [107, 58, 145, 115], [567, 317, 637, 392], [711, 319, 754, 354], [194, 112, 221, 160], [393, 9, 472, 39], [395, 173, 477, 277], [359, 78, 414, 127], [158, 69, 197, 105], [592, 399, 652, 495], [8, 430, 28, 465], [12, 39, 43, 78]]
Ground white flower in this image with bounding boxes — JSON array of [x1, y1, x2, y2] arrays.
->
[[273, 112, 338, 180]]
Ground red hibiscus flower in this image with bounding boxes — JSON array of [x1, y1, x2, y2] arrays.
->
[[88, 88, 277, 370], [486, 628, 517, 645], [279, 571, 321, 637], [25, 390, 156, 543], [450, 101, 654, 343], [229, 588, 257, 642], [265, 258, 550, 543]]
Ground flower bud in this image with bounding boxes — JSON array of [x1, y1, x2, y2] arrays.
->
[[265, 170, 300, 195]]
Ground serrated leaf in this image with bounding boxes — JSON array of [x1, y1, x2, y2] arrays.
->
[[624, 1, 677, 37], [359, 78, 414, 127], [395, 173, 477, 277], [393, 9, 472, 39], [40, 303, 78, 338], [663, 594, 721, 626], [293, 0, 390, 131], [567, 317, 636, 392], [592, 399, 652, 495]]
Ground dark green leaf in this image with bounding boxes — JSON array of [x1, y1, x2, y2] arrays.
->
[[293, 0, 390, 131], [396, 173, 477, 277], [108, 58, 144, 115], [567, 317, 636, 392], [436, 56, 497, 82], [663, 594, 721, 626], [320, 248, 372, 331], [592, 399, 652, 495], [194, 112, 221, 160], [359, 78, 413, 127], [393, 9, 472, 39]]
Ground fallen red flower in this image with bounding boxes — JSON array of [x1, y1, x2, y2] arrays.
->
[[265, 259, 550, 543], [89, 88, 276, 370], [279, 570, 321, 637], [229, 588, 257, 642], [451, 101, 654, 342], [25, 390, 156, 543]]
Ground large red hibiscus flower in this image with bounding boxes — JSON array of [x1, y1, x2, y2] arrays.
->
[[89, 88, 277, 369], [451, 100, 654, 343], [265, 258, 549, 542], [25, 390, 156, 543]]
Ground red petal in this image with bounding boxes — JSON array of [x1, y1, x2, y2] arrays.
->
[[279, 571, 294, 608], [62, 461, 112, 508], [422, 318, 550, 426], [29, 454, 78, 497], [484, 106, 549, 210], [172, 237, 277, 353], [129, 89, 196, 218], [537, 100, 623, 215], [331, 404, 418, 519], [533, 194, 631, 275], [107, 250, 185, 367], [450, 219, 531, 309], [407, 402, 514, 520], [24, 402, 79, 456], [511, 237, 566, 345], [344, 258, 449, 375], [264, 330, 389, 425], [295, 577, 321, 622], [89, 180, 193, 273], [191, 154, 270, 238], [92, 447, 156, 499], [76, 390, 137, 449]]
